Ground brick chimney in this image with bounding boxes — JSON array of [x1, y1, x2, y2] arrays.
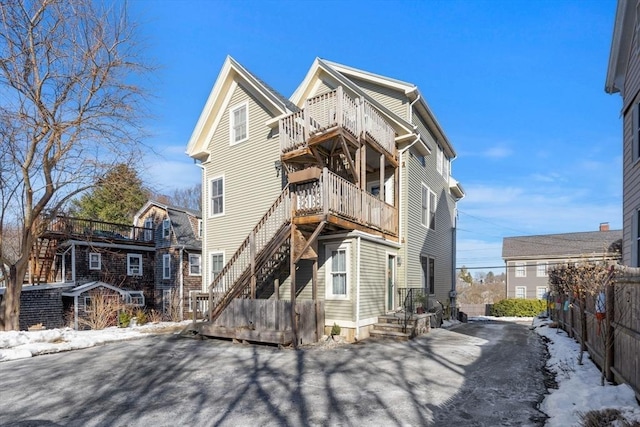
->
[[599, 222, 610, 232]]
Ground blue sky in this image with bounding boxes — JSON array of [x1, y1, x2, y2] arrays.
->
[[128, 0, 622, 274]]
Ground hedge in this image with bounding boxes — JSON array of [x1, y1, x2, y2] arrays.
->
[[491, 299, 547, 317]]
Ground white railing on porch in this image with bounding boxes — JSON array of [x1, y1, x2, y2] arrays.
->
[[293, 168, 397, 236], [280, 87, 396, 157]]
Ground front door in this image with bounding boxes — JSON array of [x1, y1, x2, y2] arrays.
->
[[387, 254, 396, 311]]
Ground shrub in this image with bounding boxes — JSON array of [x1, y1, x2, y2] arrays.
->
[[331, 323, 341, 336], [135, 309, 148, 325], [78, 289, 123, 330], [491, 299, 547, 317], [118, 311, 131, 328]]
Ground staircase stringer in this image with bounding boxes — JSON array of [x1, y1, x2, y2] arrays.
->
[[207, 186, 292, 322]]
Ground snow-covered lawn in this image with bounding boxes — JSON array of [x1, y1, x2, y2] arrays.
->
[[0, 321, 191, 362], [1, 316, 639, 426]]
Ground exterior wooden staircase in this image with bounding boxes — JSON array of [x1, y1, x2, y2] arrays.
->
[[207, 186, 292, 323], [28, 237, 58, 284]]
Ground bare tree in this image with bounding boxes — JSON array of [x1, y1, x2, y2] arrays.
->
[[0, 0, 150, 330]]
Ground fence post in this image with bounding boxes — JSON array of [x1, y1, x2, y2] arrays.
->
[[605, 282, 615, 382]]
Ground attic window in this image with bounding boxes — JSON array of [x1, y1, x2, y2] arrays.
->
[[162, 219, 170, 239], [230, 102, 248, 144]]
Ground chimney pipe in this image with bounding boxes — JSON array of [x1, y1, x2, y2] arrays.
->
[[599, 222, 610, 232]]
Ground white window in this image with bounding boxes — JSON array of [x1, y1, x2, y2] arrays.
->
[[162, 289, 172, 315], [515, 286, 526, 299], [210, 252, 224, 283], [198, 219, 203, 238], [326, 244, 349, 299], [536, 262, 548, 277], [421, 184, 436, 230], [127, 254, 143, 276], [209, 176, 224, 217], [162, 218, 171, 239], [515, 262, 526, 278], [162, 254, 171, 279], [230, 102, 248, 144], [144, 218, 154, 241], [126, 291, 145, 306], [436, 146, 443, 175], [83, 296, 92, 311], [536, 287, 547, 300], [189, 254, 201, 276], [443, 156, 450, 180], [89, 253, 101, 270]]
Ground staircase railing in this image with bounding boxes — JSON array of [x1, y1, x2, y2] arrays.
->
[[207, 186, 292, 321]]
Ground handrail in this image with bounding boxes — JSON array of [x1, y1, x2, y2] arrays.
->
[[292, 168, 397, 236], [208, 186, 291, 319], [45, 215, 154, 242], [279, 87, 395, 158], [403, 288, 415, 333]]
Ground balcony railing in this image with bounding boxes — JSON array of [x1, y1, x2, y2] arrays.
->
[[292, 168, 397, 236], [45, 215, 154, 243], [280, 87, 396, 158]]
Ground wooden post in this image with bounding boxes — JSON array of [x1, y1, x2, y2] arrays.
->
[[290, 222, 298, 348], [394, 165, 399, 235], [323, 168, 329, 217], [304, 98, 310, 141], [336, 86, 343, 127], [605, 282, 615, 382], [313, 257, 321, 341], [360, 140, 367, 190], [379, 154, 385, 202], [250, 232, 256, 299], [274, 278, 280, 301]]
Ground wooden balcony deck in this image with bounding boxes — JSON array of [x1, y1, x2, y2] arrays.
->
[[43, 215, 154, 244], [279, 87, 397, 161], [292, 168, 397, 238]]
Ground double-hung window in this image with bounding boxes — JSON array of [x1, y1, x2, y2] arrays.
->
[[144, 218, 154, 241], [515, 262, 526, 278], [89, 253, 101, 270], [421, 184, 436, 230], [515, 286, 526, 299], [210, 252, 224, 283], [210, 176, 224, 217], [536, 262, 548, 277], [162, 219, 171, 239], [189, 254, 201, 276], [162, 254, 171, 279], [326, 244, 348, 299], [436, 146, 443, 175], [127, 254, 143, 276], [230, 103, 248, 144]]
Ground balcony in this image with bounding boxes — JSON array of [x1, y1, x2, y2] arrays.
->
[[279, 87, 397, 161], [44, 215, 154, 244], [291, 167, 397, 237]]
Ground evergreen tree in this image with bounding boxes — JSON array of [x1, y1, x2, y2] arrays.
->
[[71, 164, 149, 224]]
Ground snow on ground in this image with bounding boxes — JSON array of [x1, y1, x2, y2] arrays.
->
[[533, 316, 640, 426], [1, 316, 639, 426], [0, 321, 191, 362]]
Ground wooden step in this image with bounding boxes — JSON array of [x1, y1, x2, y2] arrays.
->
[[377, 314, 406, 324], [369, 329, 411, 342]]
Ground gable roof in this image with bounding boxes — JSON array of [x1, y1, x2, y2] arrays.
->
[[290, 58, 415, 140], [134, 200, 202, 250], [319, 59, 456, 158], [605, 0, 636, 94], [61, 281, 132, 297], [502, 230, 623, 260], [186, 56, 296, 161]]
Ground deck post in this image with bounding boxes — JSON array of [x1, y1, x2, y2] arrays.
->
[[313, 258, 322, 341], [274, 277, 280, 301], [304, 98, 311, 142], [322, 168, 329, 216], [360, 135, 367, 190], [290, 221, 298, 348], [336, 86, 343, 127], [379, 154, 385, 202], [250, 231, 256, 299]]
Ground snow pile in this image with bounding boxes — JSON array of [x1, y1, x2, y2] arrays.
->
[[0, 321, 190, 362], [534, 317, 640, 426]]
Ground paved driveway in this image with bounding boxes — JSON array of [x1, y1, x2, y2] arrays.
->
[[0, 320, 548, 426]]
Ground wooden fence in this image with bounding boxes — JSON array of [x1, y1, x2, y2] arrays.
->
[[552, 268, 640, 399]]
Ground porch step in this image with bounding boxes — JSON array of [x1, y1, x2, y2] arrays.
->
[[369, 329, 411, 342], [372, 322, 413, 334], [377, 314, 406, 324]]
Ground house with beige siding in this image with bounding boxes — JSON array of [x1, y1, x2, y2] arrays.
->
[[186, 56, 463, 342], [606, 0, 640, 267], [502, 224, 622, 300]]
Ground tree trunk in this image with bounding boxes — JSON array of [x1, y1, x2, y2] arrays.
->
[[0, 264, 27, 331]]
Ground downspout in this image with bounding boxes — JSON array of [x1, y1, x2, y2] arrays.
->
[[73, 295, 78, 330], [397, 133, 421, 250], [356, 236, 361, 340], [179, 246, 185, 321], [451, 219, 457, 319]]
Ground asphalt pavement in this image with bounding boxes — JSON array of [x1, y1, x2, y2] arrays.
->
[[0, 319, 549, 427]]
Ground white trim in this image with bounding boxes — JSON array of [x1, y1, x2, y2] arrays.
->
[[209, 251, 225, 285], [208, 175, 225, 218], [127, 253, 143, 276], [61, 240, 155, 252], [162, 218, 171, 239], [515, 286, 526, 299], [536, 262, 548, 277], [189, 254, 202, 276], [515, 262, 526, 278], [162, 253, 171, 279], [317, 230, 401, 248], [325, 242, 350, 300], [144, 217, 154, 241], [355, 236, 361, 340], [229, 101, 249, 145], [386, 252, 397, 312], [88, 252, 101, 270]]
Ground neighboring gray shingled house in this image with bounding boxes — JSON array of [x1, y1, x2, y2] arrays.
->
[[134, 201, 202, 319], [502, 224, 622, 300]]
